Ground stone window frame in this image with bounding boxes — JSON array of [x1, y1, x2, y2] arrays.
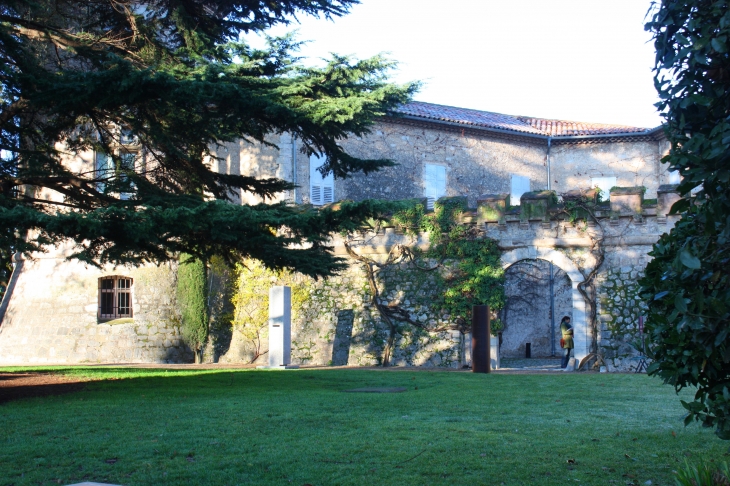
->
[[98, 275, 134, 321]]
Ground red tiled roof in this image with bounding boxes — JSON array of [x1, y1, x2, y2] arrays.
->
[[392, 101, 655, 138]]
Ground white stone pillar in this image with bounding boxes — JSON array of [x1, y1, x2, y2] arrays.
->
[[268, 286, 291, 367], [571, 282, 588, 365]]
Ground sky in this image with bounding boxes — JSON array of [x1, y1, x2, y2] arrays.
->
[[256, 0, 663, 129]]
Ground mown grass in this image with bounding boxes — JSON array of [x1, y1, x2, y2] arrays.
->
[[0, 368, 727, 486]]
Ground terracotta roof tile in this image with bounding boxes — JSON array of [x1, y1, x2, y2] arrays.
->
[[392, 101, 654, 138]]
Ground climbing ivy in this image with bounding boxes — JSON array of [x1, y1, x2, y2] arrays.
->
[[230, 258, 311, 363], [392, 197, 505, 327], [176, 254, 208, 363], [337, 197, 505, 365]]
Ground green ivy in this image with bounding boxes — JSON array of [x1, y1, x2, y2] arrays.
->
[[230, 258, 312, 362], [176, 254, 208, 363], [393, 198, 505, 328]]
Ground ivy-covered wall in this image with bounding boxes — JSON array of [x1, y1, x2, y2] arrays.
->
[[0, 190, 679, 370], [210, 257, 467, 367], [595, 263, 650, 372]]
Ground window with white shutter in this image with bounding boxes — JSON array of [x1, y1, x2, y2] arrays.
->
[[510, 175, 530, 206], [668, 170, 681, 184], [310, 154, 334, 205], [424, 164, 447, 210], [591, 176, 617, 201]]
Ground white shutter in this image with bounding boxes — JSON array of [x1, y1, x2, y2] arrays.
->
[[668, 170, 681, 184], [424, 164, 446, 210], [510, 175, 530, 206], [310, 154, 334, 206], [591, 176, 617, 201]]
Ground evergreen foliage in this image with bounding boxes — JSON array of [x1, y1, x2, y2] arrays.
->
[[0, 0, 417, 276], [640, 1, 730, 439], [176, 254, 208, 363]]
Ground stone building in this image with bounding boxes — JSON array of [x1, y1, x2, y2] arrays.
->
[[0, 101, 676, 370]]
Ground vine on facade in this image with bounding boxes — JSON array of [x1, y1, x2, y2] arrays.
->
[[230, 258, 311, 364], [345, 197, 505, 366], [176, 254, 208, 363]]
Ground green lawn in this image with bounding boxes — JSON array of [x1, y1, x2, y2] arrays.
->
[[0, 368, 727, 486]]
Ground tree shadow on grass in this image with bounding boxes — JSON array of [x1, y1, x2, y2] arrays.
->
[[0, 373, 89, 403]]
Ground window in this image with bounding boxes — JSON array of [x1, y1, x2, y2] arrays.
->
[[95, 152, 113, 191], [591, 176, 617, 201], [424, 164, 447, 210], [95, 149, 138, 197], [98, 276, 133, 320], [120, 128, 138, 145], [510, 175, 530, 206], [310, 154, 334, 205], [668, 170, 681, 184]]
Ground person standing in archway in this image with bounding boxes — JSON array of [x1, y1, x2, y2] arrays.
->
[[560, 316, 574, 369]]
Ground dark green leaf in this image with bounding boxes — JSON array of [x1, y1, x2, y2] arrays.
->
[[680, 250, 702, 269]]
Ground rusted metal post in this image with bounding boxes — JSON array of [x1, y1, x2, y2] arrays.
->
[[472, 305, 491, 373]]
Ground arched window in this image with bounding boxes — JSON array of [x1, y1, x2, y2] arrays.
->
[[98, 276, 133, 320]]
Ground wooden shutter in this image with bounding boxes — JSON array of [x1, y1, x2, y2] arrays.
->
[[310, 154, 334, 205], [424, 164, 446, 210], [510, 175, 530, 206]]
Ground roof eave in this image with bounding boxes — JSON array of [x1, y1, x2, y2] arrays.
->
[[387, 114, 667, 142]]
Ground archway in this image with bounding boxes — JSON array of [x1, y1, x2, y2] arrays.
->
[[502, 259, 571, 359], [500, 247, 589, 365]]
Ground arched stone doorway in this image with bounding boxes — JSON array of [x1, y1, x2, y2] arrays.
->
[[501, 247, 588, 364], [501, 259, 571, 358]]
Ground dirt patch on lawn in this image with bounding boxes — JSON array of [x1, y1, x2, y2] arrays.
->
[[0, 373, 91, 403]]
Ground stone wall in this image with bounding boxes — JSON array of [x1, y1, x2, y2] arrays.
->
[[595, 253, 652, 372], [208, 256, 465, 368], [0, 243, 190, 364], [241, 120, 670, 209], [0, 191, 677, 370], [550, 139, 670, 199], [338, 120, 547, 208]]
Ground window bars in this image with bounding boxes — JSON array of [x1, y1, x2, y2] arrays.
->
[[98, 276, 133, 320]]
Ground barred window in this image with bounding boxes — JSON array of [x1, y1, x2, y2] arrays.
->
[[98, 276, 133, 320]]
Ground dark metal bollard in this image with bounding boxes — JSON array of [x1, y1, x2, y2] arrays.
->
[[472, 305, 491, 373], [525, 342, 531, 359]]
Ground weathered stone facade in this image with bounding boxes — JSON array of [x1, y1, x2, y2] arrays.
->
[[0, 189, 676, 369], [338, 120, 547, 207], [0, 247, 189, 364], [0, 103, 675, 370], [550, 138, 670, 198]]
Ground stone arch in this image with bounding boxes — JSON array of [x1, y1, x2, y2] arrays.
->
[[501, 247, 589, 364]]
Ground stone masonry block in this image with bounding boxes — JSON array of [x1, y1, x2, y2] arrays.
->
[[657, 184, 681, 216], [519, 191, 556, 221], [477, 194, 508, 224], [610, 187, 644, 215]]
